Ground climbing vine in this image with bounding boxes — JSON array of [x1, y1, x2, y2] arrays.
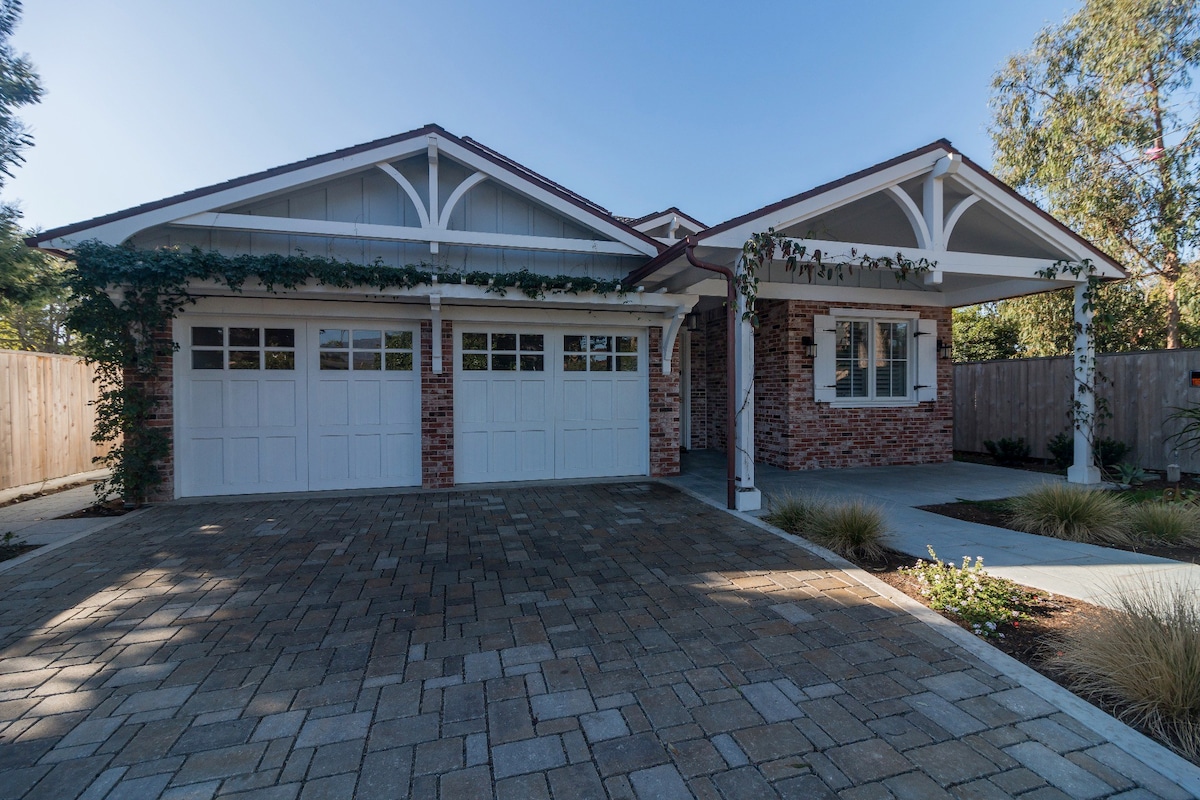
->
[[1033, 258, 1111, 468], [739, 228, 937, 325], [65, 242, 630, 503]]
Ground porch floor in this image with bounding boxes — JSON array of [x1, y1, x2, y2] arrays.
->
[[670, 450, 1200, 610]]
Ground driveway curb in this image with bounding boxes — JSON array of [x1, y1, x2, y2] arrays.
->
[[669, 481, 1200, 794]]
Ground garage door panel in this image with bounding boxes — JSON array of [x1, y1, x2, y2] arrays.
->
[[229, 381, 260, 427], [617, 427, 642, 469], [351, 382, 382, 426], [591, 428, 615, 470], [460, 431, 488, 476], [315, 435, 350, 481], [263, 381, 298, 427], [491, 380, 517, 423], [560, 381, 586, 421], [229, 437, 261, 484], [460, 380, 490, 424], [520, 380, 546, 422], [263, 437, 298, 483], [190, 438, 224, 490], [492, 430, 516, 472], [383, 380, 416, 425], [615, 381, 641, 419], [589, 381, 613, 421], [384, 433, 417, 479], [353, 434, 382, 479], [520, 430, 548, 472], [315, 381, 350, 426], [190, 382, 224, 428]]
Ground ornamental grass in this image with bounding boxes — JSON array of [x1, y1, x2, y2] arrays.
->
[[1126, 501, 1200, 546], [765, 493, 888, 561], [1051, 578, 1200, 761], [1005, 483, 1132, 546]]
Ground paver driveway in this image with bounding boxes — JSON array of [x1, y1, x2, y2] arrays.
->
[[0, 482, 1192, 799]]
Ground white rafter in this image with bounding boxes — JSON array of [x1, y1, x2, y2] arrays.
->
[[885, 186, 932, 249], [375, 162, 431, 229], [438, 172, 488, 228]]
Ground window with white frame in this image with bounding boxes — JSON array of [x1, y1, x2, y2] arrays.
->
[[834, 319, 909, 399], [814, 313, 936, 404]]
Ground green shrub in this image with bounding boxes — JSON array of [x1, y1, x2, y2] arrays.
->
[[984, 437, 1030, 466], [1095, 437, 1130, 468], [765, 494, 887, 561], [763, 493, 821, 535], [1005, 483, 1132, 546], [901, 547, 1038, 638], [1052, 579, 1200, 761], [1127, 501, 1200, 546], [1047, 431, 1073, 469]]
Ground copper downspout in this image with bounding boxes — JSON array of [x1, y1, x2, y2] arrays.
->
[[684, 237, 737, 511]]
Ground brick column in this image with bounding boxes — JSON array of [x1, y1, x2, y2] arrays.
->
[[421, 319, 454, 488], [648, 326, 680, 477], [128, 327, 175, 502]]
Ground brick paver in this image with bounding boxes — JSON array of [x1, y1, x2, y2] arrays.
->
[[0, 482, 1193, 798]]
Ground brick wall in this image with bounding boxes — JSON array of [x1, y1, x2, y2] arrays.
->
[[697, 308, 729, 453], [693, 299, 953, 470], [421, 319, 455, 488], [649, 326, 681, 477], [132, 328, 175, 503]]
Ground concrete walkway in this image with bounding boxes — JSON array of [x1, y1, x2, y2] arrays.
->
[[670, 452, 1200, 609], [0, 482, 1196, 798], [0, 484, 114, 547]]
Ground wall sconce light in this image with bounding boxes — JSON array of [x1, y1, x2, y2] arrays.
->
[[937, 339, 952, 360], [685, 312, 701, 332], [801, 335, 816, 358]]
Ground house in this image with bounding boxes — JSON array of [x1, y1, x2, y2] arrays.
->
[[28, 124, 1123, 507]]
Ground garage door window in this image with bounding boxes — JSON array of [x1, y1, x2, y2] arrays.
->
[[462, 332, 544, 371], [320, 329, 414, 371], [190, 326, 296, 370], [564, 334, 637, 372]]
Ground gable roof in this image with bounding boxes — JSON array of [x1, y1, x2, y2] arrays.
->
[[625, 207, 706, 232], [28, 124, 664, 255], [695, 139, 1123, 276]]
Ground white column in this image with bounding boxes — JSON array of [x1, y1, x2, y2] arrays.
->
[[1067, 281, 1102, 484], [733, 260, 761, 511]]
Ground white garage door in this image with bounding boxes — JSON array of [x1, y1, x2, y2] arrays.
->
[[455, 327, 648, 483], [177, 318, 420, 497]]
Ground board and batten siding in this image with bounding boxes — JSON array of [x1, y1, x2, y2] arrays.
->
[[954, 349, 1200, 473], [127, 153, 642, 279], [0, 350, 111, 491]]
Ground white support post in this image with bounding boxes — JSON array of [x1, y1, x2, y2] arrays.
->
[[427, 136, 440, 255], [733, 259, 761, 511], [1067, 281, 1101, 484], [429, 294, 443, 374]]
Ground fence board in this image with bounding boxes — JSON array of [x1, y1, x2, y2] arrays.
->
[[954, 349, 1200, 472], [0, 350, 110, 490]]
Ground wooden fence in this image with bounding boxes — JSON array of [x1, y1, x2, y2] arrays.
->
[[0, 350, 111, 491], [954, 348, 1200, 473]]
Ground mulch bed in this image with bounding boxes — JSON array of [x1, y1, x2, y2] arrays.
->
[[0, 543, 39, 563], [918, 495, 1200, 566], [850, 546, 1197, 766], [56, 499, 130, 519]]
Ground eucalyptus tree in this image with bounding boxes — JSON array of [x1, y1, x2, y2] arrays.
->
[[991, 0, 1200, 348]]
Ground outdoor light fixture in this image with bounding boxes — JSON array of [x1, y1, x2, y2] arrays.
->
[[801, 335, 816, 358], [937, 339, 952, 360], [685, 312, 701, 332]]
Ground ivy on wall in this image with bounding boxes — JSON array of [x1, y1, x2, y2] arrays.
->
[[64, 242, 629, 503]]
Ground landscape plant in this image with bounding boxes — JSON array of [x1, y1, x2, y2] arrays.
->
[[1052, 578, 1200, 760], [901, 546, 1038, 638], [764, 493, 888, 561], [1005, 483, 1132, 546], [983, 437, 1030, 466], [1127, 501, 1200, 546]]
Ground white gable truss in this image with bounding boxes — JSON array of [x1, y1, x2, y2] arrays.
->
[[30, 125, 662, 262], [666, 140, 1124, 307], [628, 207, 706, 243]]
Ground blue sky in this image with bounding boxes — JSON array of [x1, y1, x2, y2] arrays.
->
[[8, 1, 1081, 234]]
